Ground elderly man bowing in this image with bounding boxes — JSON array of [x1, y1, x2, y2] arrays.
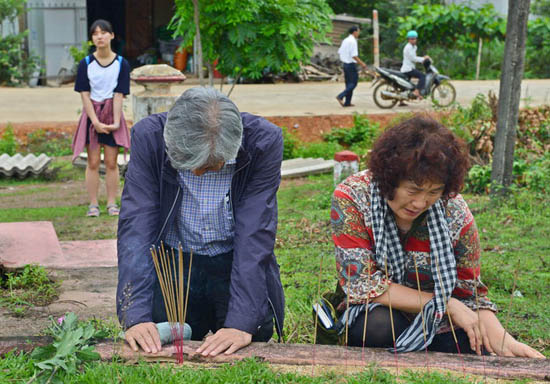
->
[[117, 87, 285, 356]]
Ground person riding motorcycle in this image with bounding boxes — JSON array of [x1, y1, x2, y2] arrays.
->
[[400, 30, 431, 99]]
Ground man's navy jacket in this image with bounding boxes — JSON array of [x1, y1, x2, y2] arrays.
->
[[116, 112, 285, 338]]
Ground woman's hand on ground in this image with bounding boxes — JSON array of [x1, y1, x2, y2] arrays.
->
[[196, 328, 252, 357], [447, 298, 493, 355], [489, 329, 546, 359], [125, 322, 162, 354]]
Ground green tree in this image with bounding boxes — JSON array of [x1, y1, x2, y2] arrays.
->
[[396, 3, 505, 78], [170, 0, 333, 90], [532, 0, 550, 16], [525, 17, 550, 77], [0, 0, 40, 86]]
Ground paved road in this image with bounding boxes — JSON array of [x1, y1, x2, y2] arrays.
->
[[1, 79, 550, 123]]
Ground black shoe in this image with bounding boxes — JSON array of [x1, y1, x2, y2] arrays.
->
[[336, 97, 344, 107]]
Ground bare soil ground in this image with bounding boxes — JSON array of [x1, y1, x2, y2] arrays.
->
[[0, 267, 118, 337], [0, 180, 88, 209], [2, 112, 426, 145]]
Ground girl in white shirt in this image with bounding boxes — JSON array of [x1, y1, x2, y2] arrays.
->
[[72, 19, 131, 217]]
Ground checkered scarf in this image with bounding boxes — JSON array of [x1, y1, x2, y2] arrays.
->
[[369, 181, 457, 352]]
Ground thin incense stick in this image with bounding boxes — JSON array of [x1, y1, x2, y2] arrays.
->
[[433, 251, 465, 377], [182, 249, 193, 327], [383, 254, 399, 376], [311, 252, 324, 375], [344, 264, 351, 373], [361, 261, 371, 362], [473, 266, 487, 380], [150, 243, 192, 364], [412, 256, 430, 371], [498, 258, 520, 377]]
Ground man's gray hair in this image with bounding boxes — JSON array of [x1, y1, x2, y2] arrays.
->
[[164, 87, 243, 170]]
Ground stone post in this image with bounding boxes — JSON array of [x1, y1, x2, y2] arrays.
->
[[333, 150, 359, 186], [130, 64, 186, 125]]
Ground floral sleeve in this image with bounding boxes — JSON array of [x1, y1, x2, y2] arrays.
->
[[447, 195, 497, 312], [331, 175, 391, 305]]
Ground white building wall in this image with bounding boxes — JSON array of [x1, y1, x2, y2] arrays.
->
[[1, 17, 20, 37], [26, 0, 87, 79], [445, 0, 508, 15]]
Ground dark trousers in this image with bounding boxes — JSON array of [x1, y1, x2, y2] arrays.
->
[[152, 251, 273, 342], [404, 69, 426, 94], [348, 306, 488, 354], [337, 63, 359, 106]]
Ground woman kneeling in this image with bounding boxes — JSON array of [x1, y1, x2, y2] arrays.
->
[[330, 115, 544, 358]]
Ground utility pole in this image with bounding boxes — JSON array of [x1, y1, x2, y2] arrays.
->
[[491, 0, 530, 195], [373, 10, 379, 68]]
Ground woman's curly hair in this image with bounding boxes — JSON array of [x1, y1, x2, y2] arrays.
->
[[367, 115, 470, 200]]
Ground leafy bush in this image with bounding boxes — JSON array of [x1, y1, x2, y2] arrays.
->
[[69, 40, 92, 67], [465, 155, 550, 195], [525, 17, 550, 78], [0, 264, 59, 316], [0, 0, 41, 86], [24, 130, 73, 157], [31, 312, 105, 382], [281, 126, 300, 160], [323, 114, 380, 147], [465, 164, 492, 194], [295, 141, 343, 160], [0, 124, 17, 155]]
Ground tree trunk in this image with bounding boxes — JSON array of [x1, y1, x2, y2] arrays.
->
[[475, 37, 483, 80], [207, 62, 214, 87], [491, 0, 530, 195], [227, 71, 242, 98], [192, 0, 204, 86]]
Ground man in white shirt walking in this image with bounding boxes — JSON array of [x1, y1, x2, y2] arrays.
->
[[401, 30, 430, 99], [336, 26, 368, 107]]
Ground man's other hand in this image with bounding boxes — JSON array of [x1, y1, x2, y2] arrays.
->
[[125, 322, 162, 354], [196, 328, 252, 357]]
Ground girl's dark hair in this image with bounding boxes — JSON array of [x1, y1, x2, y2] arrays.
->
[[367, 115, 470, 200], [348, 26, 359, 34], [89, 19, 113, 37]]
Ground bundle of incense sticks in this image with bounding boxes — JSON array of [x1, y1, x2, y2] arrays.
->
[[150, 242, 193, 363]]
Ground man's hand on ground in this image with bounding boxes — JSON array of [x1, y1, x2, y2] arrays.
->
[[125, 322, 162, 354], [196, 328, 252, 357]]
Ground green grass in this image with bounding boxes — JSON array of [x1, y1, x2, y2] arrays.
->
[[0, 205, 119, 240], [0, 264, 60, 317], [1, 171, 549, 382], [0, 353, 497, 384], [467, 191, 550, 355]]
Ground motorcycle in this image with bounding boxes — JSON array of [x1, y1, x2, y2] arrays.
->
[[371, 59, 456, 109]]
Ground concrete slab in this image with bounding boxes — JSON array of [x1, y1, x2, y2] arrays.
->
[[59, 240, 117, 268], [281, 157, 334, 179], [0, 221, 63, 269], [0, 222, 117, 269], [73, 153, 129, 175]]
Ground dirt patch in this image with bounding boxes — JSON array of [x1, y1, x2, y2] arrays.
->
[[2, 112, 444, 145], [0, 267, 118, 337], [280, 177, 313, 189], [0, 180, 89, 209]]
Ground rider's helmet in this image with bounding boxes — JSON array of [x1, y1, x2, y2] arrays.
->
[[406, 30, 418, 39]]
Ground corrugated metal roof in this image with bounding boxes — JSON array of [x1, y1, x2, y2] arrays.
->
[[0, 153, 52, 178]]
